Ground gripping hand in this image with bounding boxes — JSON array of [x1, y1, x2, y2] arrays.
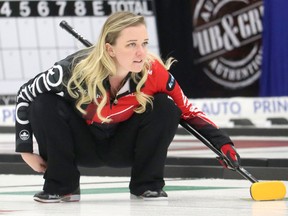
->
[[219, 144, 241, 170]]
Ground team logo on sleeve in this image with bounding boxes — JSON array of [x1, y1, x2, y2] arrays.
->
[[166, 74, 176, 91], [19, 130, 30, 141]]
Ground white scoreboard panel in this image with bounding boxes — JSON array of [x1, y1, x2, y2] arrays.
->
[[0, 0, 159, 94]]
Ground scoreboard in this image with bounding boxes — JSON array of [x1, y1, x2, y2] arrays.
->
[[0, 0, 159, 94], [0, 1, 154, 17]]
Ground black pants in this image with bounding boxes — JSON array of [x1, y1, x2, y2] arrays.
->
[[28, 93, 181, 195]]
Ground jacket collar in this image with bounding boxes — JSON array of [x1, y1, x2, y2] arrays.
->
[[103, 72, 144, 93]]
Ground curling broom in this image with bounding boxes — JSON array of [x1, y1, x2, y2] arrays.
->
[[59, 20, 286, 201], [180, 119, 286, 201]]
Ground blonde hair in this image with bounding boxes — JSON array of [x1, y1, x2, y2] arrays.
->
[[67, 12, 175, 123]]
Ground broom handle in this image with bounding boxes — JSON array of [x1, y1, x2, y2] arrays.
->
[[59, 20, 93, 47], [180, 120, 259, 183], [59, 20, 258, 184]]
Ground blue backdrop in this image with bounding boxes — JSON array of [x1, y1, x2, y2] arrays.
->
[[260, 0, 288, 96]]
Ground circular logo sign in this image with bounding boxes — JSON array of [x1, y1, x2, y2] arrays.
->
[[19, 130, 30, 141], [192, 0, 263, 89]]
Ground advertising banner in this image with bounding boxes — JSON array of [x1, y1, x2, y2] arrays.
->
[[191, 0, 263, 97], [1, 96, 287, 127]]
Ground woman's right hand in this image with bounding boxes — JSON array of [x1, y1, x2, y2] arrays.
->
[[21, 152, 47, 173]]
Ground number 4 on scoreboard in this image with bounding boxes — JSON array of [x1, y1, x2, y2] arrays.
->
[[0, 2, 12, 17]]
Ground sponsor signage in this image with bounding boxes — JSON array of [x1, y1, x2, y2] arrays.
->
[[191, 96, 288, 127], [1, 97, 287, 127], [192, 0, 263, 89]]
